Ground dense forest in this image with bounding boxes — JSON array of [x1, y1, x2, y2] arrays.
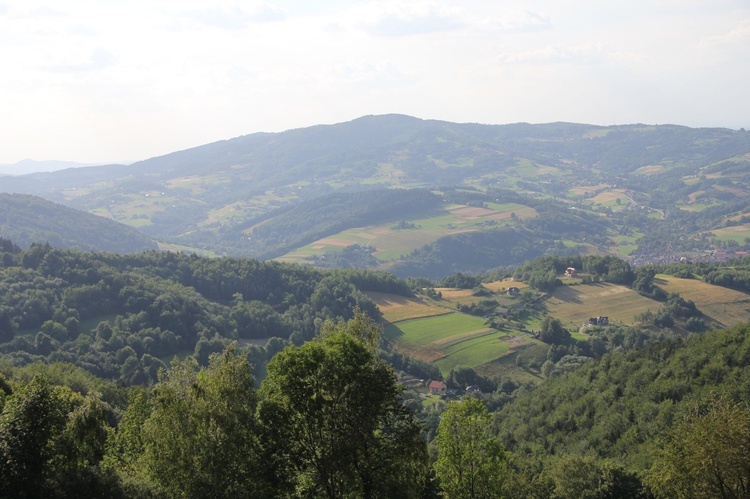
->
[[3, 309, 750, 497], [0, 239, 419, 386], [1, 236, 750, 497]]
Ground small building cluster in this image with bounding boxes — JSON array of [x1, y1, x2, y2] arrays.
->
[[564, 267, 578, 278], [589, 316, 609, 326]]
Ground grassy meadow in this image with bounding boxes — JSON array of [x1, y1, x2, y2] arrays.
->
[[544, 282, 660, 329], [278, 202, 538, 264], [371, 283, 546, 378], [655, 275, 750, 328]]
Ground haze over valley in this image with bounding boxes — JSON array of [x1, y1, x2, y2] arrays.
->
[[1, 2, 750, 498]]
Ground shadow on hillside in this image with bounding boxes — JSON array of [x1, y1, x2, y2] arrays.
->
[[552, 285, 584, 304]]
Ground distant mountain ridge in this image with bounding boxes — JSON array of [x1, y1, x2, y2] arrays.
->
[[0, 159, 106, 176], [0, 115, 748, 274]]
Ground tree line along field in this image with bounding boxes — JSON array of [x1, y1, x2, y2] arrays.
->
[[369, 272, 750, 381], [277, 201, 538, 265], [369, 281, 546, 379], [543, 282, 661, 330], [655, 275, 750, 328]]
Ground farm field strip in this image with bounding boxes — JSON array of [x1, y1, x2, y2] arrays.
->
[[434, 333, 511, 375], [545, 282, 659, 327], [365, 292, 451, 323], [655, 276, 750, 327], [384, 313, 489, 346], [279, 201, 537, 262]]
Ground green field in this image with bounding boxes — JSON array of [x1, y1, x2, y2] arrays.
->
[[433, 331, 510, 374], [383, 311, 542, 376], [707, 223, 750, 245], [384, 313, 489, 346], [279, 202, 537, 263]]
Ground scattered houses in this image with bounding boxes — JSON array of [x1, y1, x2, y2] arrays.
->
[[588, 316, 609, 326]]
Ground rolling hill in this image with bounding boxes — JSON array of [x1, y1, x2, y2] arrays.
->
[[0, 193, 157, 253], [1, 115, 749, 276]]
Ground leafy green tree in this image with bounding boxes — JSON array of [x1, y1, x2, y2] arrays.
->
[[139, 349, 263, 498], [258, 311, 428, 498], [0, 375, 68, 497], [647, 396, 750, 498], [435, 397, 507, 498], [539, 317, 570, 345], [545, 455, 646, 498], [0, 374, 114, 497]]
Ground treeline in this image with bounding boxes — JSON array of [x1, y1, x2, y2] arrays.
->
[[660, 254, 750, 293], [0, 240, 415, 386], [391, 228, 576, 279]]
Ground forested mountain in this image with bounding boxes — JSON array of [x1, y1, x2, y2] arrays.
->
[[0, 193, 157, 253], [0, 239, 416, 385], [1, 115, 749, 277], [495, 322, 750, 497], [1, 235, 750, 496]]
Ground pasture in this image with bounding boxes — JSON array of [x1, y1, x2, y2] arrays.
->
[[544, 282, 660, 329], [384, 313, 489, 347], [707, 223, 750, 245], [365, 292, 450, 323], [383, 312, 521, 375], [655, 275, 750, 328], [280, 201, 538, 263]]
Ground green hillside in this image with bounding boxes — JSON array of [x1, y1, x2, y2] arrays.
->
[[1, 116, 749, 277], [0, 193, 157, 253]]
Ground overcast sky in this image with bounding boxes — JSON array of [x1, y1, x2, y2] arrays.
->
[[1, 0, 748, 164]]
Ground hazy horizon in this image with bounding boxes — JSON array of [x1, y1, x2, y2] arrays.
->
[[1, 0, 748, 164]]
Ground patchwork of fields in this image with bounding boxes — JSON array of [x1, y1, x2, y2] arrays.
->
[[383, 312, 520, 376], [278, 202, 537, 264], [369, 276, 750, 381], [369, 286, 541, 377]]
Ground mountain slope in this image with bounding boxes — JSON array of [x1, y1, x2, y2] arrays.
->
[[0, 193, 157, 253], [0, 115, 748, 268]]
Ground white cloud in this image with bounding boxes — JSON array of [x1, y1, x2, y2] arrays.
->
[[349, 2, 465, 36], [497, 43, 606, 65], [177, 3, 286, 30], [0, 1, 748, 163], [42, 47, 117, 72]]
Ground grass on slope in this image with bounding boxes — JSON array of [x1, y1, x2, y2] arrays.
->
[[365, 292, 450, 323], [384, 313, 489, 346], [655, 275, 750, 328], [278, 202, 537, 264], [544, 282, 660, 330]]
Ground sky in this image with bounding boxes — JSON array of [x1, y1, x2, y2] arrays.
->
[[1, 0, 749, 164]]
